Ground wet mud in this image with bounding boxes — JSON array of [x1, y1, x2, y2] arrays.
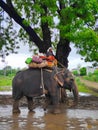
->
[[0, 92, 98, 130]]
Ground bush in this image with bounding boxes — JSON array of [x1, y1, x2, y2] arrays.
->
[[72, 70, 79, 76], [83, 69, 98, 82], [80, 67, 86, 76], [93, 69, 98, 75]]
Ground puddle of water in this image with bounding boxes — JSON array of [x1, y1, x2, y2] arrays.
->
[[67, 109, 98, 119], [0, 105, 98, 130], [79, 92, 91, 96], [0, 91, 92, 97], [33, 106, 46, 118], [0, 91, 12, 95]]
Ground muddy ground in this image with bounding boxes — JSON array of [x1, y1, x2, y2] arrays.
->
[[0, 92, 98, 110], [0, 92, 98, 130]]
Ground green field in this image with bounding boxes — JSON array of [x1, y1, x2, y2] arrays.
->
[[75, 77, 98, 97], [0, 76, 13, 91]]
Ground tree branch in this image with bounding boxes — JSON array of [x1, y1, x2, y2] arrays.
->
[[0, 0, 45, 52]]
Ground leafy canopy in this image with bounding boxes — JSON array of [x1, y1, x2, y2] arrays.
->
[[0, 0, 98, 64]]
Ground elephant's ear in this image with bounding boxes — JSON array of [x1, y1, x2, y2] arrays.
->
[[54, 73, 64, 86]]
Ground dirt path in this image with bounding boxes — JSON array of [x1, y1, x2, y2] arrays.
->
[[79, 77, 98, 91]]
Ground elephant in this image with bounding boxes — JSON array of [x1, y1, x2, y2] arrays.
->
[[59, 69, 78, 104], [12, 67, 78, 114]]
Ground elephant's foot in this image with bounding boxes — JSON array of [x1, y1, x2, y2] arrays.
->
[[43, 100, 50, 111], [68, 100, 78, 108], [28, 104, 35, 112], [52, 108, 61, 114], [52, 105, 61, 114], [28, 104, 35, 110], [13, 108, 20, 113], [13, 100, 20, 113], [72, 101, 78, 107]]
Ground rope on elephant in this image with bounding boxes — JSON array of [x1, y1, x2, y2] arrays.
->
[[57, 61, 66, 68], [40, 68, 47, 95]]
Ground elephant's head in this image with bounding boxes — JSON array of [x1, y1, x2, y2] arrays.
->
[[54, 68, 75, 90], [63, 69, 75, 90]]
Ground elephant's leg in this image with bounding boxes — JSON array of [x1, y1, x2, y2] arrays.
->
[[26, 97, 34, 112], [71, 81, 79, 105], [13, 99, 20, 113], [53, 105, 61, 114], [60, 88, 67, 103], [44, 93, 52, 110], [51, 95, 61, 114]]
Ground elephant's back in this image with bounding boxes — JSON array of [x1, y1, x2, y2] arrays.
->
[[12, 68, 43, 97], [17, 68, 41, 82], [24, 68, 41, 77]]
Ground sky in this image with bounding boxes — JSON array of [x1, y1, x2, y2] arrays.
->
[[0, 43, 92, 70]]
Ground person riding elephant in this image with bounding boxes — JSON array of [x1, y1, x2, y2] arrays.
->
[[46, 47, 54, 57]]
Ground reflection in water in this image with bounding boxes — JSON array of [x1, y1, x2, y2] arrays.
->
[[33, 106, 46, 118], [0, 91, 91, 96], [0, 91, 12, 95], [0, 105, 98, 130], [67, 109, 98, 119]]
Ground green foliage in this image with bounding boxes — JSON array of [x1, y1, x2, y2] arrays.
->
[[76, 77, 94, 93], [72, 70, 79, 76], [93, 69, 98, 75], [0, 67, 19, 76], [80, 67, 86, 76], [0, 0, 98, 64], [22, 19, 30, 26], [75, 77, 98, 96], [0, 67, 20, 91], [83, 69, 98, 82], [0, 75, 12, 87], [73, 29, 98, 62], [0, 85, 11, 91]]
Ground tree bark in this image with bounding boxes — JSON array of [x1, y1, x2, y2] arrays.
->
[[56, 39, 71, 68]]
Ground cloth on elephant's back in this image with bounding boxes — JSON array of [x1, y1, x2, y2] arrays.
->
[[25, 55, 57, 68], [29, 61, 48, 68]]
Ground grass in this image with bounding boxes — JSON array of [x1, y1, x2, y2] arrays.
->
[[75, 77, 98, 97], [0, 76, 12, 91], [0, 86, 12, 91], [83, 75, 98, 82]]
